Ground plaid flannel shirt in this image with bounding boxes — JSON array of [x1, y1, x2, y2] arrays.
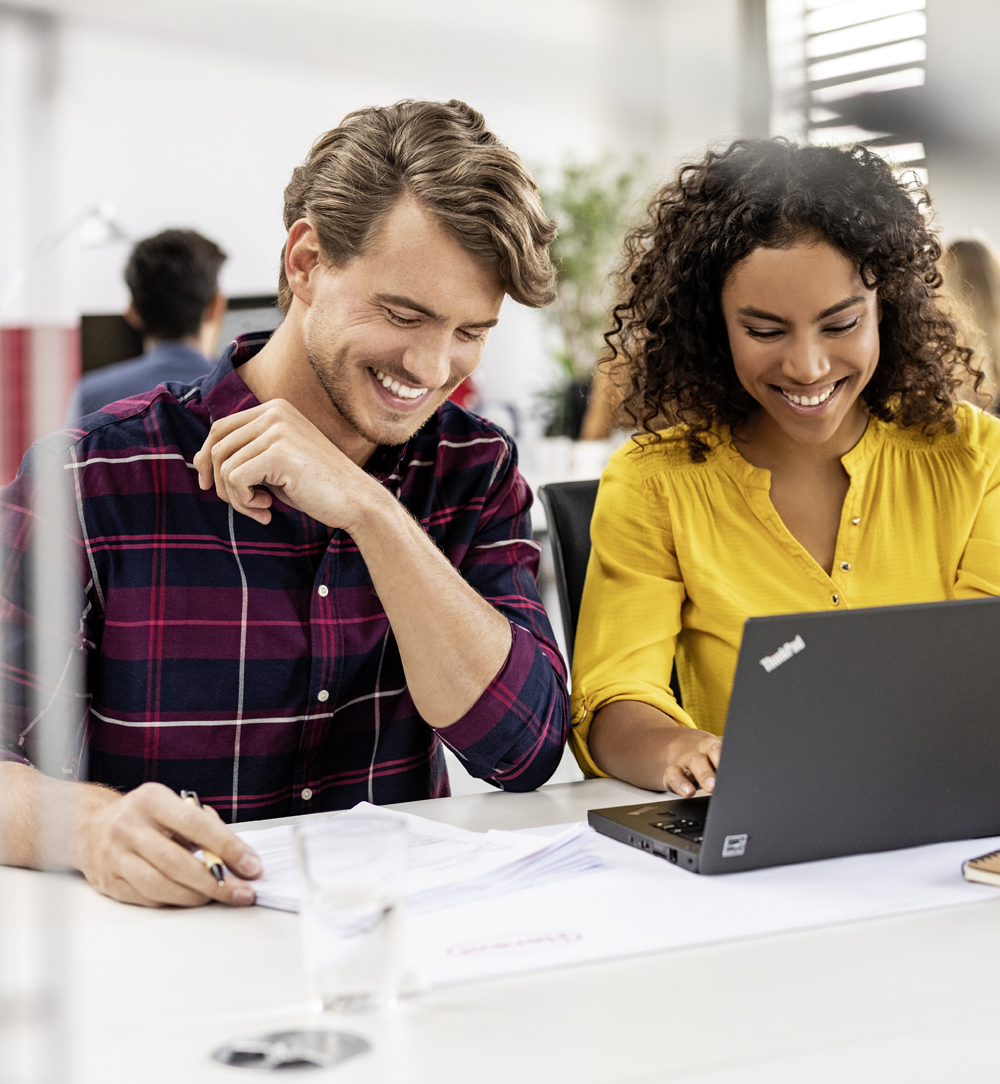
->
[[1, 333, 568, 821]]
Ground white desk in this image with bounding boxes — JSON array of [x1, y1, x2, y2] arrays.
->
[[3, 777, 999, 1084]]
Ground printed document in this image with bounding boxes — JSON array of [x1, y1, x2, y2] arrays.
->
[[236, 803, 600, 915]]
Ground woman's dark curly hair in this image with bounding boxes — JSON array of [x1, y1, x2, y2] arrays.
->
[[606, 138, 979, 460]]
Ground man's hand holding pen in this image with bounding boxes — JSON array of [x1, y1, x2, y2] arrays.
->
[[76, 782, 262, 908]]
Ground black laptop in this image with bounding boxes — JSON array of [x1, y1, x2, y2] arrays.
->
[[589, 597, 1000, 874]]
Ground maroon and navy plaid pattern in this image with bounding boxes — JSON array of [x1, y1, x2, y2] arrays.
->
[[1, 333, 568, 821]]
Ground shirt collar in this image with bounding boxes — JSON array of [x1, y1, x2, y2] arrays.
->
[[716, 412, 881, 489], [199, 330, 409, 481]]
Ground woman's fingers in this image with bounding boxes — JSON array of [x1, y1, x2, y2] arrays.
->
[[665, 764, 697, 797], [686, 752, 717, 792], [663, 729, 723, 795]]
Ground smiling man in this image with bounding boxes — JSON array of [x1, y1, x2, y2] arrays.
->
[[0, 100, 567, 908]]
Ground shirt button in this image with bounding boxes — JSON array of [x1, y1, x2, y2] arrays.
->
[[852, 517, 860, 526], [317, 585, 329, 597], [301, 787, 313, 801], [840, 562, 851, 571], [317, 689, 330, 702], [832, 593, 840, 605]]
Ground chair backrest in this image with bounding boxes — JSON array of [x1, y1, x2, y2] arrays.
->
[[538, 480, 600, 667]]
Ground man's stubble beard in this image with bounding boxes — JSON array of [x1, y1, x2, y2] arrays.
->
[[305, 340, 443, 448]]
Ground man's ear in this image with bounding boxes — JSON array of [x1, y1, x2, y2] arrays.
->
[[203, 293, 227, 324], [284, 219, 323, 307], [124, 302, 144, 332]]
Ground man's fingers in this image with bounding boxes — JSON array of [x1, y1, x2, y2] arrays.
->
[[151, 788, 263, 881], [210, 424, 284, 523], [116, 850, 212, 907], [138, 823, 254, 902], [195, 405, 272, 491], [95, 871, 161, 908], [218, 437, 280, 521]]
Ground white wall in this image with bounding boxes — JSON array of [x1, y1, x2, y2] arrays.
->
[[1, 0, 745, 425], [924, 0, 1000, 244]]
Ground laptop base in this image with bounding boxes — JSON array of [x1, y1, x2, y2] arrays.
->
[[588, 798, 708, 872]]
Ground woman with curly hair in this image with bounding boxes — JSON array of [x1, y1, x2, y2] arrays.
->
[[569, 138, 1000, 795]]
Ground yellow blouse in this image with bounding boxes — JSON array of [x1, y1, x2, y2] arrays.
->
[[569, 403, 1000, 777]]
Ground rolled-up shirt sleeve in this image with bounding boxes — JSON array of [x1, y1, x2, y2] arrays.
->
[[435, 447, 569, 790]]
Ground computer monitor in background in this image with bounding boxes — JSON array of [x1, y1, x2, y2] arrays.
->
[[79, 315, 144, 373], [80, 295, 283, 373], [215, 295, 283, 353]]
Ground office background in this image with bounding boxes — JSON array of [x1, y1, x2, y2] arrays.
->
[[4, 6, 1000, 1081], [0, 0, 997, 775], [4, 0, 994, 470]]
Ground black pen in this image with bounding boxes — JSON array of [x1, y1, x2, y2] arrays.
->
[[180, 790, 225, 884]]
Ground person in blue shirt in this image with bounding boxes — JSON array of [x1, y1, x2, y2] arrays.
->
[[67, 229, 228, 420]]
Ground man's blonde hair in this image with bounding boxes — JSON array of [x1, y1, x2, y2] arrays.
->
[[278, 99, 557, 312]]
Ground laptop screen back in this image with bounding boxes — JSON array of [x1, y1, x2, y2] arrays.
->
[[698, 597, 1000, 874]]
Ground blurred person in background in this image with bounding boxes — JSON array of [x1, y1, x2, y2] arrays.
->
[[66, 228, 227, 420], [570, 140, 1000, 795], [579, 362, 626, 439], [940, 238, 1000, 412], [1, 99, 567, 909]]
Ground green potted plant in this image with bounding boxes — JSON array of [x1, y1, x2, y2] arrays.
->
[[539, 158, 647, 438]]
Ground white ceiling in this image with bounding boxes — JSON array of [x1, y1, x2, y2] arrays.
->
[[7, 0, 602, 83]]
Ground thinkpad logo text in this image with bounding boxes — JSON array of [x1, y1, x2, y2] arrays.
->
[[759, 634, 805, 673]]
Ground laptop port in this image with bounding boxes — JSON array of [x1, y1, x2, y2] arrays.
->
[[641, 839, 652, 850], [668, 848, 678, 864]]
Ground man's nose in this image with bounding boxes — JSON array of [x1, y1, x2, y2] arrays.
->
[[781, 337, 831, 386], [403, 329, 453, 390]]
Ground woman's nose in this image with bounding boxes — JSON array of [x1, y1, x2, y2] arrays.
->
[[781, 338, 831, 386]]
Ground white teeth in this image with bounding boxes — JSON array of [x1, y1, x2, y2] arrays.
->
[[782, 384, 835, 406], [372, 369, 428, 400]]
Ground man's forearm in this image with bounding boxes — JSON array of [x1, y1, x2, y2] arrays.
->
[[349, 487, 512, 728], [0, 760, 117, 870]]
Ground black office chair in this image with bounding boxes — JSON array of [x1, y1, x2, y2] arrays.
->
[[538, 478, 682, 704], [538, 480, 600, 667]]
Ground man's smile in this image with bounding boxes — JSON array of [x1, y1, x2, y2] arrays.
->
[[369, 367, 430, 404]]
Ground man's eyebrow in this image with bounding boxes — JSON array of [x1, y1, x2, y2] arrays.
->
[[737, 295, 867, 324], [376, 293, 498, 329], [377, 293, 442, 320]]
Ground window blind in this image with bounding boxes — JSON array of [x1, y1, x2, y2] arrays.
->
[[805, 0, 926, 176]]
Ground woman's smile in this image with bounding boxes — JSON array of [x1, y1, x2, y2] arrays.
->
[[721, 239, 881, 453]]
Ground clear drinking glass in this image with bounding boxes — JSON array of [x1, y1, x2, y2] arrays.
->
[[294, 812, 406, 1012]]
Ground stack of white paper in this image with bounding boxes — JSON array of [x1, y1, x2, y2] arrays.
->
[[236, 803, 601, 916]]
